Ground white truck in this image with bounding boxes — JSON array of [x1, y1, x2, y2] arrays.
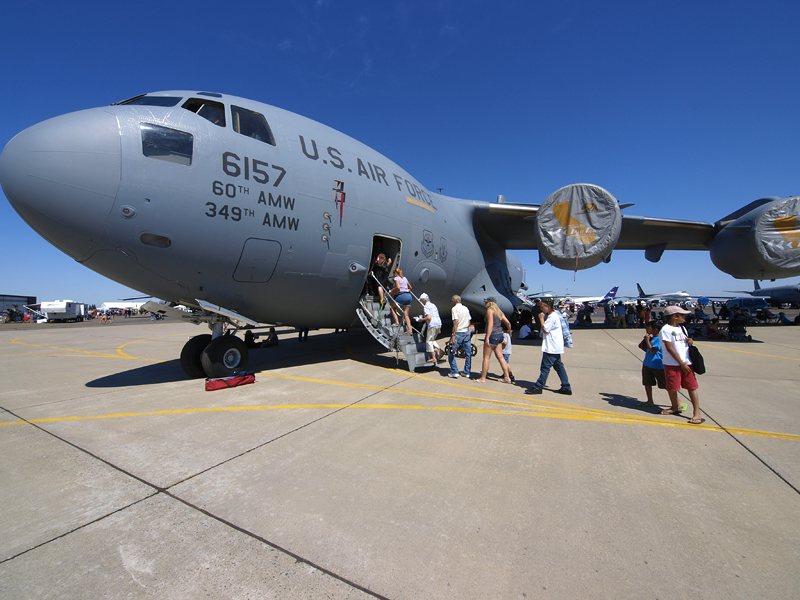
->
[[39, 300, 86, 323]]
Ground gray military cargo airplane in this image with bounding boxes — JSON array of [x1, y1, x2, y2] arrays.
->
[[725, 280, 800, 306], [1, 90, 799, 378]]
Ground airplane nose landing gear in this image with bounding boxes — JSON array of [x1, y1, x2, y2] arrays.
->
[[200, 335, 249, 379]]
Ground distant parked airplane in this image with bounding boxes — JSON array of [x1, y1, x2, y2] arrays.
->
[[563, 286, 619, 304], [635, 284, 692, 303], [725, 280, 800, 305]]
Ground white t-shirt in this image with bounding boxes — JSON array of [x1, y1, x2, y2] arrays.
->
[[541, 312, 564, 354], [660, 324, 691, 366], [451, 303, 471, 333], [502, 332, 512, 356]]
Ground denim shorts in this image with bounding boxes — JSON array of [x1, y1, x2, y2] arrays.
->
[[488, 332, 503, 346], [394, 292, 412, 306]]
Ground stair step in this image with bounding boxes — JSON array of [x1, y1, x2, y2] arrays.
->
[[357, 298, 428, 372]]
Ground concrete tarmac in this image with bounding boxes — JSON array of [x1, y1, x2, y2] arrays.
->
[[1, 318, 799, 599]]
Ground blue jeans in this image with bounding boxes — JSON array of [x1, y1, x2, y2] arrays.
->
[[448, 331, 472, 376], [533, 352, 570, 391]]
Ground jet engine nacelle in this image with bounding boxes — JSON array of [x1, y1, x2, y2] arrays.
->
[[710, 196, 800, 279], [535, 184, 622, 271]]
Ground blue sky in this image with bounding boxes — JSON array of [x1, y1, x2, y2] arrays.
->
[[1, 0, 798, 305]]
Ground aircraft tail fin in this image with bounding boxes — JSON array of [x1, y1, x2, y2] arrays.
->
[[753, 280, 761, 291], [636, 283, 646, 297], [605, 286, 619, 300]]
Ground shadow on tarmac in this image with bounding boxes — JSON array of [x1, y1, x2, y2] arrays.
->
[[84, 330, 407, 388], [599, 391, 665, 415]]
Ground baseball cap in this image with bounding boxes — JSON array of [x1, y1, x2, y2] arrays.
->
[[663, 305, 691, 316]]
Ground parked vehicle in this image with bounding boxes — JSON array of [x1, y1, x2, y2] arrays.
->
[[725, 297, 769, 312], [39, 300, 86, 322]]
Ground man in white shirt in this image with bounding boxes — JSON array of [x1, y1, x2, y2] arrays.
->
[[659, 305, 704, 424], [417, 293, 443, 364], [448, 295, 472, 378], [525, 298, 571, 395]]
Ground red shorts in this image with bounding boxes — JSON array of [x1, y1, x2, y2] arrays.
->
[[664, 364, 698, 391]]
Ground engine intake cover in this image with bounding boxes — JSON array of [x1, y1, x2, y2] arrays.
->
[[711, 196, 800, 279], [535, 184, 622, 270]]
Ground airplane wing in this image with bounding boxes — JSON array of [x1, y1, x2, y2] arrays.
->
[[474, 202, 716, 253], [474, 186, 800, 280]]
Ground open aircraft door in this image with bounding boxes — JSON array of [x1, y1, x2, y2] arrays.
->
[[367, 234, 403, 293]]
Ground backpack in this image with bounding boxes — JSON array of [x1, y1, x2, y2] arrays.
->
[[558, 312, 574, 348]]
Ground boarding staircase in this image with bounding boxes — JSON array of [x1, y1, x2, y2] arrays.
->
[[355, 279, 431, 373]]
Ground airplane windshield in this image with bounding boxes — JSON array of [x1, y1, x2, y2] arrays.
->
[[182, 98, 226, 127], [140, 123, 193, 166], [115, 95, 182, 107], [231, 105, 276, 145]]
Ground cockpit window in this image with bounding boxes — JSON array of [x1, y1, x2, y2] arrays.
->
[[115, 95, 182, 107], [140, 123, 193, 166], [231, 105, 276, 145], [182, 98, 226, 127]]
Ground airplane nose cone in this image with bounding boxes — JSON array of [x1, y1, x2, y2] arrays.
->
[[0, 109, 121, 260]]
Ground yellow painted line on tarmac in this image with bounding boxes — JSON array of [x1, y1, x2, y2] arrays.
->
[[2, 332, 189, 362], [339, 338, 800, 438], [3, 331, 798, 441], [693, 341, 800, 362], [260, 371, 647, 422], [1, 402, 798, 441], [2, 338, 124, 360], [341, 343, 685, 424], [115, 333, 193, 361]]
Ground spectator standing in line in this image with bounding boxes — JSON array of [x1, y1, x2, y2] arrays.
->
[[416, 293, 444, 364], [660, 306, 704, 424], [638, 321, 667, 408], [525, 298, 572, 396], [501, 321, 515, 382], [448, 295, 472, 379], [475, 297, 512, 384], [389, 267, 413, 335], [614, 301, 627, 328]]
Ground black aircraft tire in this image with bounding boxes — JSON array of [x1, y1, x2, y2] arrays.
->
[[180, 334, 212, 379], [201, 335, 249, 379]]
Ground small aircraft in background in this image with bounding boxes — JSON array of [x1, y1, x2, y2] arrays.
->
[[725, 280, 800, 306], [1, 90, 799, 378], [634, 284, 693, 303], [562, 286, 619, 305]]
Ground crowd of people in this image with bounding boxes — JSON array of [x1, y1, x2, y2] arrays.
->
[[361, 275, 797, 428]]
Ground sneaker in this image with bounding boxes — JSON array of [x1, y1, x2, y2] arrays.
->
[[556, 387, 572, 395], [525, 387, 543, 395], [448, 372, 460, 378], [461, 373, 471, 379]]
